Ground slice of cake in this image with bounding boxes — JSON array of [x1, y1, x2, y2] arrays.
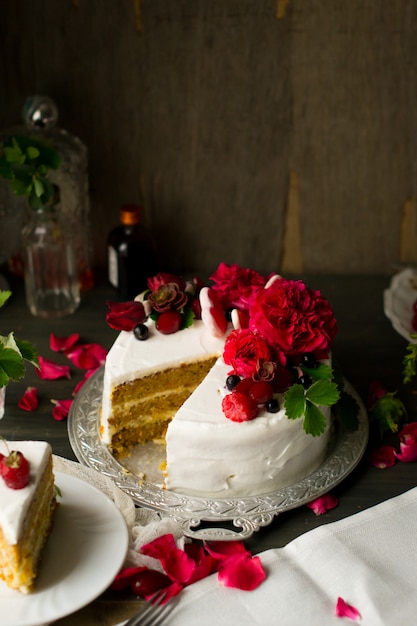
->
[[101, 265, 340, 497], [0, 440, 57, 593]]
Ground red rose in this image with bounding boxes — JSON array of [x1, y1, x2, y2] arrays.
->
[[223, 329, 272, 378], [147, 272, 185, 292], [210, 262, 269, 311], [105, 300, 146, 331], [249, 279, 337, 355]]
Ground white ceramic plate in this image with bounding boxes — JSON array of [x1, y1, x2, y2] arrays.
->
[[0, 472, 128, 626], [383, 268, 417, 342]]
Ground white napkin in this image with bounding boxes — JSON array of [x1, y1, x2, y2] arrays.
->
[[149, 487, 417, 626]]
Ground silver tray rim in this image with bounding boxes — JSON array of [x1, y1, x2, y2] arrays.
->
[[68, 367, 369, 540]]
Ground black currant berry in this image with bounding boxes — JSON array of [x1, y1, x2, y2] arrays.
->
[[226, 374, 241, 391], [298, 374, 312, 389], [301, 352, 318, 368], [265, 398, 280, 413], [133, 323, 149, 341]]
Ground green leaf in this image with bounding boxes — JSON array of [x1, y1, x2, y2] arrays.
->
[[403, 338, 417, 384], [305, 379, 340, 406], [333, 390, 360, 432], [4, 144, 25, 165], [181, 305, 195, 330], [33, 177, 44, 198], [370, 391, 406, 436], [0, 291, 11, 309], [15, 339, 39, 368], [284, 384, 306, 420], [26, 146, 40, 160], [302, 362, 333, 381], [304, 401, 327, 437], [0, 344, 25, 382]]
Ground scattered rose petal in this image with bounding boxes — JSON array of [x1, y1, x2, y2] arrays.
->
[[306, 492, 339, 515], [36, 356, 71, 380], [335, 597, 361, 621], [184, 543, 218, 584], [73, 368, 99, 395], [65, 343, 107, 370], [368, 445, 397, 468], [141, 534, 196, 584], [50, 333, 80, 352], [105, 300, 146, 331], [111, 566, 147, 591], [51, 399, 73, 421], [394, 422, 417, 462], [217, 552, 266, 591], [204, 541, 248, 561], [18, 386, 39, 411]]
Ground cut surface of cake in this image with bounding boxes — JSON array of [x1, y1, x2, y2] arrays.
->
[[0, 440, 57, 593], [101, 265, 341, 498]]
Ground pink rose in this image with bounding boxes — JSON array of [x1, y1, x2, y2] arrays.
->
[[210, 262, 269, 311], [147, 272, 185, 292], [249, 279, 337, 355], [223, 329, 272, 378]]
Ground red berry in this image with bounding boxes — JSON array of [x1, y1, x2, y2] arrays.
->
[[222, 392, 258, 422], [0, 451, 30, 489], [249, 381, 274, 404], [131, 569, 171, 597], [156, 310, 182, 334], [233, 377, 253, 395]]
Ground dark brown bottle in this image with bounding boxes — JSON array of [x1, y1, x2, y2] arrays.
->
[[107, 204, 157, 299]]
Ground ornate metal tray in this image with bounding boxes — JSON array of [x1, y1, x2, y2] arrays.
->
[[68, 368, 369, 540]]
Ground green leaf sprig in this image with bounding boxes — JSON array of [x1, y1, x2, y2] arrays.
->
[[0, 135, 60, 210], [284, 378, 340, 437], [403, 334, 417, 384], [0, 291, 38, 388], [369, 391, 406, 437]]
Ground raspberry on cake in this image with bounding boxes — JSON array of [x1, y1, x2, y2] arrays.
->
[[0, 440, 57, 593], [101, 264, 341, 498]]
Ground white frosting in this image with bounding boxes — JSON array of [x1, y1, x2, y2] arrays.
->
[[165, 357, 331, 497], [0, 441, 51, 544], [102, 319, 332, 498]]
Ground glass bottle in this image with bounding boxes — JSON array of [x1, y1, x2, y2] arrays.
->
[[21, 195, 80, 318], [107, 204, 157, 299]]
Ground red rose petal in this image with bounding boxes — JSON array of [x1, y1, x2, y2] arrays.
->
[[18, 386, 39, 411], [217, 553, 266, 591], [368, 445, 397, 468], [204, 541, 248, 561], [51, 399, 73, 421], [306, 492, 339, 515], [335, 597, 361, 620], [394, 425, 417, 462], [36, 356, 71, 380], [141, 534, 196, 584], [105, 300, 146, 331], [50, 333, 80, 352], [111, 566, 147, 590], [65, 343, 107, 370]]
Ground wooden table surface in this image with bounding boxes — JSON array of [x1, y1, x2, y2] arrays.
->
[[1, 272, 416, 625]]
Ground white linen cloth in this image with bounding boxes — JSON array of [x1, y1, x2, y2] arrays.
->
[[53, 456, 417, 625], [159, 487, 417, 626]]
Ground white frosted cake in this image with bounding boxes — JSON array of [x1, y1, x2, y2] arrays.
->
[[0, 440, 57, 593], [101, 264, 339, 498]]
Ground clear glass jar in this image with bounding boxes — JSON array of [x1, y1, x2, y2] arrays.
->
[[21, 205, 80, 317]]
